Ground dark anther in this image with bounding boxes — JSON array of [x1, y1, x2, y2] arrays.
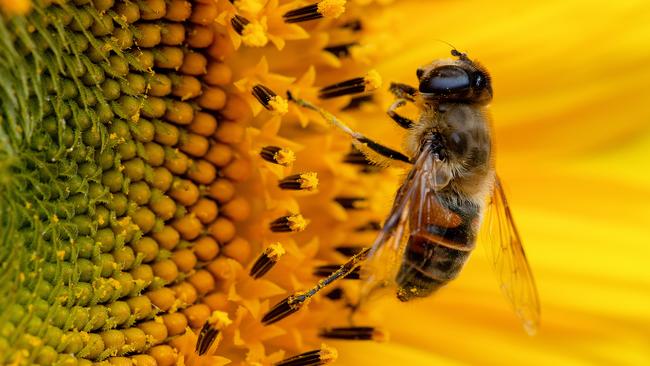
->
[[275, 345, 338, 366], [342, 94, 374, 110], [260, 146, 295, 166], [250, 243, 285, 279], [319, 326, 387, 341], [269, 214, 307, 233], [324, 42, 358, 58], [283, 4, 321, 23], [354, 221, 382, 232], [314, 264, 361, 280], [319, 77, 366, 99], [262, 295, 302, 325], [252, 84, 278, 110], [278, 173, 319, 191], [231, 15, 249, 35], [325, 288, 344, 300], [334, 196, 368, 210], [335, 245, 365, 257], [196, 322, 220, 356]]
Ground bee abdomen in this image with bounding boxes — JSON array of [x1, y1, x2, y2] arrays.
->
[[396, 236, 471, 301]]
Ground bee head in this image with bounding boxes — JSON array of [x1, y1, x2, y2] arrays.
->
[[417, 50, 492, 104]]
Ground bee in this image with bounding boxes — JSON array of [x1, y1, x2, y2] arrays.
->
[[263, 50, 540, 334]]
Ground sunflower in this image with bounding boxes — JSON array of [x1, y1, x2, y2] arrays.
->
[[1, 0, 649, 365]]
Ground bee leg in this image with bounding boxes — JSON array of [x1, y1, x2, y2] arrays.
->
[[387, 98, 414, 129], [262, 247, 371, 325], [287, 92, 413, 164], [389, 82, 417, 101]]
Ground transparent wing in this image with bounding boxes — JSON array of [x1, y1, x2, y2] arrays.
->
[[481, 176, 541, 334], [360, 152, 447, 297]]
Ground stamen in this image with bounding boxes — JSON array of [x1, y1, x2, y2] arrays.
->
[[334, 196, 368, 210], [278, 173, 319, 191], [343, 146, 385, 173], [250, 242, 286, 279], [334, 245, 365, 256], [284, 0, 347, 23], [196, 322, 220, 355], [231, 15, 249, 35], [340, 19, 362, 31], [314, 264, 361, 280], [324, 42, 358, 58], [324, 288, 344, 300], [275, 344, 338, 366], [319, 70, 382, 99], [354, 221, 381, 232], [319, 326, 388, 341], [342, 94, 374, 110], [260, 146, 296, 166], [195, 311, 232, 355], [270, 214, 308, 232], [262, 294, 305, 325], [252, 84, 288, 114]]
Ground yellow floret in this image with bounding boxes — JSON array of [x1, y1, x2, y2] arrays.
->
[[364, 69, 382, 90], [268, 95, 288, 115], [274, 148, 295, 166], [242, 22, 268, 47], [299, 172, 319, 190]]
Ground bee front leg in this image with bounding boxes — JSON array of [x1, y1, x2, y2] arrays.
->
[[389, 82, 417, 101], [387, 98, 414, 129]]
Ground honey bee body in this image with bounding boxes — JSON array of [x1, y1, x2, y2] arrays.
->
[[266, 51, 540, 333], [380, 57, 497, 301]]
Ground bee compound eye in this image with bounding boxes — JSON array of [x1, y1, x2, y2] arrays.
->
[[419, 66, 470, 94]]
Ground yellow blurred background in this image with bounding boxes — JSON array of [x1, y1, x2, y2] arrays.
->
[[336, 1, 650, 365]]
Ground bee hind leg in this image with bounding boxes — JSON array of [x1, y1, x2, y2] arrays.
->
[[261, 247, 371, 325]]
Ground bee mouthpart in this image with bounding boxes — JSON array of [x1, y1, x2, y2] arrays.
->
[[283, 0, 347, 23], [278, 173, 319, 191], [275, 344, 338, 366], [249, 243, 286, 279], [260, 146, 296, 166], [319, 326, 388, 342], [269, 214, 309, 232], [262, 294, 307, 325], [313, 264, 361, 279], [319, 70, 382, 99], [252, 84, 288, 115]]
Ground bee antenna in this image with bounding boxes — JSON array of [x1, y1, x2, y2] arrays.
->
[[432, 39, 470, 61]]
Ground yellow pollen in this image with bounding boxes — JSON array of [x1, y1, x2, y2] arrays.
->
[[51, 214, 59, 223], [268, 95, 288, 115], [299, 172, 319, 190], [373, 328, 390, 343], [317, 0, 346, 18], [287, 214, 308, 232], [234, 0, 265, 14], [267, 242, 286, 260], [364, 69, 382, 90], [274, 148, 295, 166], [320, 344, 338, 363], [56, 250, 65, 260], [208, 310, 233, 329], [242, 22, 268, 47]]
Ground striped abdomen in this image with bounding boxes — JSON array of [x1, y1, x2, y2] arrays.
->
[[395, 192, 480, 302]]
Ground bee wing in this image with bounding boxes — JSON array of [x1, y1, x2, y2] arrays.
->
[[480, 176, 541, 334], [361, 152, 443, 295]]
